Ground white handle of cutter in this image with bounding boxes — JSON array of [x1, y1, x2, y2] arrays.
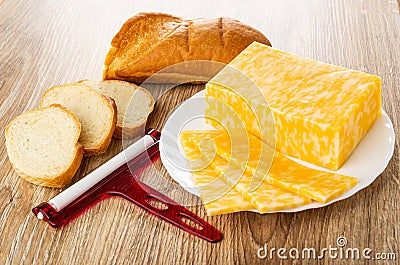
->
[[49, 135, 156, 211]]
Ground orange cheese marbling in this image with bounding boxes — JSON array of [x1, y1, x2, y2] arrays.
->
[[206, 42, 381, 170]]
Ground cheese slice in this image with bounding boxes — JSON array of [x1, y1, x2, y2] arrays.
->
[[181, 131, 311, 213], [180, 137, 256, 215], [191, 129, 358, 203], [206, 42, 381, 170]]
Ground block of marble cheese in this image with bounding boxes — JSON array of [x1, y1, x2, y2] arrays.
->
[[205, 42, 381, 170]]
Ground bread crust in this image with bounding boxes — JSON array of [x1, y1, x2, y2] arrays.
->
[[85, 95, 117, 155], [107, 80, 154, 139], [79, 79, 155, 139], [40, 84, 117, 155], [103, 12, 271, 83], [5, 104, 84, 188]]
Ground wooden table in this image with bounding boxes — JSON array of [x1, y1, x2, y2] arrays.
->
[[0, 0, 399, 264]]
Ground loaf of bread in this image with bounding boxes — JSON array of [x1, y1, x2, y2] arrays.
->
[[40, 84, 117, 155], [103, 12, 271, 83], [80, 80, 155, 139], [5, 104, 84, 188]]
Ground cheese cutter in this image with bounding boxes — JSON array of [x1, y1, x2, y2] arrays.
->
[[32, 128, 222, 243]]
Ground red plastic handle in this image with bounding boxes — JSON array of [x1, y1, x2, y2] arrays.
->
[[32, 129, 222, 243], [106, 163, 223, 243]]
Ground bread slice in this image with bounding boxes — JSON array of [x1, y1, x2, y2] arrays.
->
[[40, 83, 117, 155], [79, 80, 155, 139], [5, 104, 84, 188], [103, 12, 271, 83]]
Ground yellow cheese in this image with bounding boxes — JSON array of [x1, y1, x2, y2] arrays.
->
[[181, 131, 311, 213], [206, 42, 382, 170], [180, 137, 256, 215], [191, 129, 358, 203]]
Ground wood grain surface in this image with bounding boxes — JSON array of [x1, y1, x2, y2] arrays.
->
[[0, 0, 399, 264]]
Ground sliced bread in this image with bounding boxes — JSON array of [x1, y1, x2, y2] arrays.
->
[[40, 83, 117, 155], [5, 104, 84, 188], [80, 80, 154, 139]]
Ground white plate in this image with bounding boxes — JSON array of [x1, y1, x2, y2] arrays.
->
[[160, 90, 395, 212]]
